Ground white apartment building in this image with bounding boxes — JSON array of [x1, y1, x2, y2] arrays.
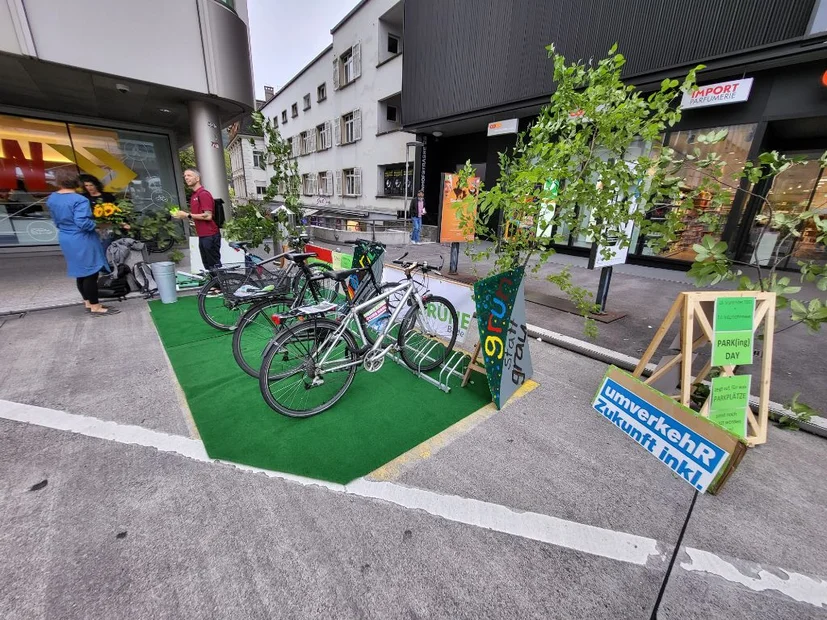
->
[[227, 111, 268, 202], [259, 0, 412, 224]]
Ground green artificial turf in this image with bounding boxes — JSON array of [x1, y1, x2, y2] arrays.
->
[[149, 296, 492, 483]]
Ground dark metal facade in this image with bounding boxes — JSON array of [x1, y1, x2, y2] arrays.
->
[[403, 0, 817, 126]]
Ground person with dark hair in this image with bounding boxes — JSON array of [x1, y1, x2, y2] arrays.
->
[[79, 174, 125, 252], [47, 169, 119, 316], [79, 175, 116, 206]]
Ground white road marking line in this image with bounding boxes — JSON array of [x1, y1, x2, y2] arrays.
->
[[681, 548, 827, 608], [3, 397, 827, 608], [0, 398, 658, 565]]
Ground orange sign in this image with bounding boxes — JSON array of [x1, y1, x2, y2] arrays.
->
[[440, 173, 479, 243]]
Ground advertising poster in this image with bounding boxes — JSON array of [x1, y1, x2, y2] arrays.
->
[[439, 173, 479, 243], [712, 297, 755, 366], [473, 267, 533, 408], [592, 366, 745, 494]]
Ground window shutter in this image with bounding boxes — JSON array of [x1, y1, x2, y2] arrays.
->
[[309, 173, 317, 195], [335, 171, 342, 196], [292, 138, 299, 158], [324, 121, 331, 149], [353, 42, 361, 80], [333, 57, 340, 90], [353, 109, 362, 142], [333, 118, 341, 146], [309, 130, 317, 153], [354, 168, 362, 197]]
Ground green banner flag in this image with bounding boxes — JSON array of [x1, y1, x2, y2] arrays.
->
[[712, 297, 755, 366], [710, 375, 751, 439]]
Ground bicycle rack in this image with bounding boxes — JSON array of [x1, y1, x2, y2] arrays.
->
[[386, 331, 471, 394]]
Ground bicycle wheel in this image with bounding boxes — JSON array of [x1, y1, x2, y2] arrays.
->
[[259, 318, 358, 418], [197, 275, 246, 331], [232, 298, 293, 377], [397, 295, 458, 372]]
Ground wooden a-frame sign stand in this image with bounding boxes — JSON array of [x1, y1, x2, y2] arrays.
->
[[633, 291, 776, 446]]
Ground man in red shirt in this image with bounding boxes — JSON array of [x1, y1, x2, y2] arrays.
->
[[175, 168, 222, 273]]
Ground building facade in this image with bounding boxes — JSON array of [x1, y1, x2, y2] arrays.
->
[[227, 111, 268, 202], [0, 0, 254, 253], [260, 0, 414, 227], [402, 0, 827, 269]]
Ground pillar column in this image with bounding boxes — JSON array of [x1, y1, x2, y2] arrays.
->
[[188, 100, 231, 221]]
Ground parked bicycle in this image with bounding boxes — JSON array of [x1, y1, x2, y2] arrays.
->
[[232, 240, 391, 377], [258, 255, 459, 418], [196, 235, 336, 330]]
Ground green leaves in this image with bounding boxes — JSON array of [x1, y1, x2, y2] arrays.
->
[[777, 393, 819, 430], [692, 235, 727, 261], [790, 298, 827, 332]]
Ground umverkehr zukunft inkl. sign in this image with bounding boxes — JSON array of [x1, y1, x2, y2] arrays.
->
[[593, 368, 733, 493], [712, 297, 755, 366]]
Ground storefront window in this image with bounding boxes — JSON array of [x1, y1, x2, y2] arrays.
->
[[0, 115, 75, 246], [640, 123, 756, 261], [0, 113, 180, 248], [744, 159, 827, 266]]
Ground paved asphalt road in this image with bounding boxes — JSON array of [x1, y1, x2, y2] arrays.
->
[[0, 297, 825, 619]]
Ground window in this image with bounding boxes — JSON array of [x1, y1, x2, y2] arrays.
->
[[281, 110, 287, 124], [316, 122, 332, 150], [256, 185, 266, 197], [341, 168, 362, 196], [318, 171, 333, 196], [303, 94, 311, 111], [333, 42, 361, 90], [291, 103, 298, 118], [317, 83, 327, 102], [286, 137, 294, 158], [299, 130, 315, 155], [302, 173, 317, 196], [388, 34, 400, 55], [386, 106, 398, 122], [253, 150, 264, 168], [380, 164, 413, 197], [336, 109, 361, 145], [377, 94, 402, 134]]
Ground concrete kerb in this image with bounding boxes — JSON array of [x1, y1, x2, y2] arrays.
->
[[527, 323, 827, 440]]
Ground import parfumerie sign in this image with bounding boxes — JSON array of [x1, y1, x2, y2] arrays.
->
[[681, 78, 753, 109], [593, 367, 745, 494]]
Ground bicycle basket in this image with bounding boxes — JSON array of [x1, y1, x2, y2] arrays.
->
[[215, 262, 292, 300]]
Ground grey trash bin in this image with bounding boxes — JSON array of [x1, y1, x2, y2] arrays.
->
[[150, 261, 178, 304]]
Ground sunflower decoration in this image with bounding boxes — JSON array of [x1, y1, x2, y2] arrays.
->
[[92, 200, 134, 227]]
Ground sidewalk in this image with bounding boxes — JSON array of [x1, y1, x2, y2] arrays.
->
[[355, 239, 827, 411]]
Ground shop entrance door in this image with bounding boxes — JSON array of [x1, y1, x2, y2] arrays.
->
[[739, 153, 827, 268]]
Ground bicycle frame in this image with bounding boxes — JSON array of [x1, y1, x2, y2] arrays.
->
[[311, 277, 426, 375]]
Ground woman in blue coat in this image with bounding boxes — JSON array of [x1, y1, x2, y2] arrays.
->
[[47, 170, 119, 316]]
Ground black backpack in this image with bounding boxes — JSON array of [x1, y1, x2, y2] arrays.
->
[[98, 264, 131, 299], [213, 198, 226, 228]]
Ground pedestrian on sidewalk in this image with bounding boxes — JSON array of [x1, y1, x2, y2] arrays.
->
[[409, 189, 426, 244], [47, 170, 119, 316], [175, 168, 222, 279]]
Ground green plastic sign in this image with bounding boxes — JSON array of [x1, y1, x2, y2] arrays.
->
[[710, 375, 751, 439], [712, 297, 754, 366], [474, 267, 533, 408]]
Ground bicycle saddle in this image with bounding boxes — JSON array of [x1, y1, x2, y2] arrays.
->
[[325, 267, 365, 281], [285, 252, 317, 262]]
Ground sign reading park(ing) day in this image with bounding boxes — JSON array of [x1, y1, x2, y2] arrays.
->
[[712, 297, 755, 366], [710, 375, 751, 439], [474, 267, 533, 408], [593, 366, 745, 494]]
